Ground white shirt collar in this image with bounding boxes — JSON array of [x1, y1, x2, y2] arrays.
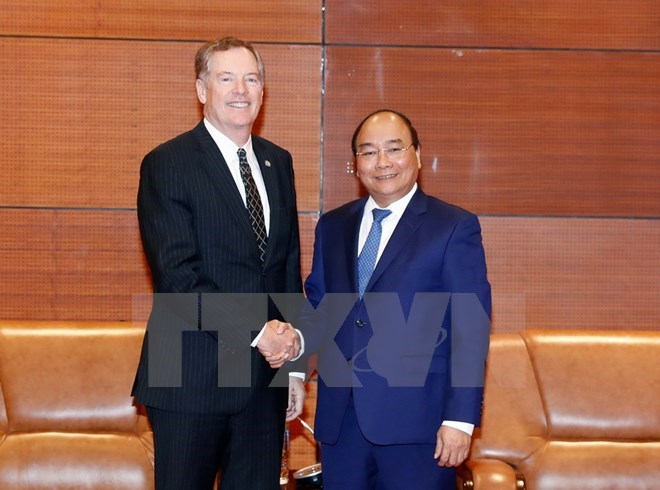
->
[[363, 183, 418, 219], [203, 118, 255, 163]]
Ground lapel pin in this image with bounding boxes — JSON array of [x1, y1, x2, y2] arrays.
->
[[265, 160, 271, 167]]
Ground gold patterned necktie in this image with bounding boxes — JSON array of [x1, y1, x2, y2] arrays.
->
[[237, 148, 267, 264]]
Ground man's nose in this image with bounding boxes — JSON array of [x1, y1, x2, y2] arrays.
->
[[376, 150, 393, 166], [234, 80, 248, 94]]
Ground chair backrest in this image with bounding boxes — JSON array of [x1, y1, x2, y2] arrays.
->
[[523, 330, 660, 440], [0, 380, 7, 438], [0, 321, 146, 433], [471, 329, 660, 488]]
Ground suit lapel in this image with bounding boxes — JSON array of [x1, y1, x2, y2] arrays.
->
[[194, 122, 256, 242], [366, 189, 428, 291], [253, 138, 279, 267], [345, 200, 367, 293]]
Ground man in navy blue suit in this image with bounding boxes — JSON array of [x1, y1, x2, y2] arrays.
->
[[301, 110, 491, 489]]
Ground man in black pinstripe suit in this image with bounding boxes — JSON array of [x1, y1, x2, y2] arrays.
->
[[132, 37, 305, 490]]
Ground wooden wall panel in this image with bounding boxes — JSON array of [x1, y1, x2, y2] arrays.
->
[[0, 0, 660, 329], [482, 216, 660, 332], [0, 209, 149, 320], [1, 0, 321, 43], [322, 46, 660, 217], [327, 0, 660, 50], [298, 213, 318, 281], [0, 210, 317, 321], [0, 38, 321, 212]]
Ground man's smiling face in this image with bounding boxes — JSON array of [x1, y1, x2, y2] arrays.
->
[[355, 111, 421, 208], [195, 47, 264, 144]]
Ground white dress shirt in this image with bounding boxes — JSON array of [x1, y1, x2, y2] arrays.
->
[[203, 119, 270, 235]]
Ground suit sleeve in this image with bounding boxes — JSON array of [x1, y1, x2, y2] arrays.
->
[[138, 149, 217, 294], [287, 215, 327, 374], [284, 153, 303, 295], [440, 214, 491, 426], [275, 153, 305, 377], [303, 216, 326, 309], [138, 149, 255, 352]]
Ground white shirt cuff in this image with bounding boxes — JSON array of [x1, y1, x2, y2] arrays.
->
[[291, 328, 305, 360], [442, 420, 474, 436], [250, 324, 267, 347]]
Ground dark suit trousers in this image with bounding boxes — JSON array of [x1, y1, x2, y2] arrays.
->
[[320, 394, 456, 490], [147, 385, 286, 490]]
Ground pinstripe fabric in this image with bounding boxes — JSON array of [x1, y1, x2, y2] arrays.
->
[[147, 382, 286, 490], [132, 121, 301, 488]]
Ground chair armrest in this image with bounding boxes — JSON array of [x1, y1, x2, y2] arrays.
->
[[458, 458, 524, 490]]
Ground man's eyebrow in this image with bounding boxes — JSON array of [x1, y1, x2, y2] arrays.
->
[[215, 70, 261, 80], [356, 138, 405, 148]]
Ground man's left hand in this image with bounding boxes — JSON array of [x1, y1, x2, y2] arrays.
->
[[434, 425, 471, 467], [285, 376, 305, 422]]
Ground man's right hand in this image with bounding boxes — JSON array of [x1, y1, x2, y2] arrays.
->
[[256, 320, 301, 368]]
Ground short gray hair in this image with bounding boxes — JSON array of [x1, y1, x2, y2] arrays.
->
[[195, 37, 265, 84]]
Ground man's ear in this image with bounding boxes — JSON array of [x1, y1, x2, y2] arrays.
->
[[195, 78, 207, 104]]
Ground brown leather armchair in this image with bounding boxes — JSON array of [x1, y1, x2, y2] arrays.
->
[[460, 330, 660, 490], [0, 321, 154, 489]]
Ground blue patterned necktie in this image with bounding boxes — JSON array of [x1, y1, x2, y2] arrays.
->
[[237, 148, 267, 264], [357, 208, 392, 297]]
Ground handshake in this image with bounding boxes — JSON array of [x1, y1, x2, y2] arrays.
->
[[256, 319, 301, 369]]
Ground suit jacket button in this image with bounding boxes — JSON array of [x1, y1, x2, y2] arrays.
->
[[355, 319, 365, 328]]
